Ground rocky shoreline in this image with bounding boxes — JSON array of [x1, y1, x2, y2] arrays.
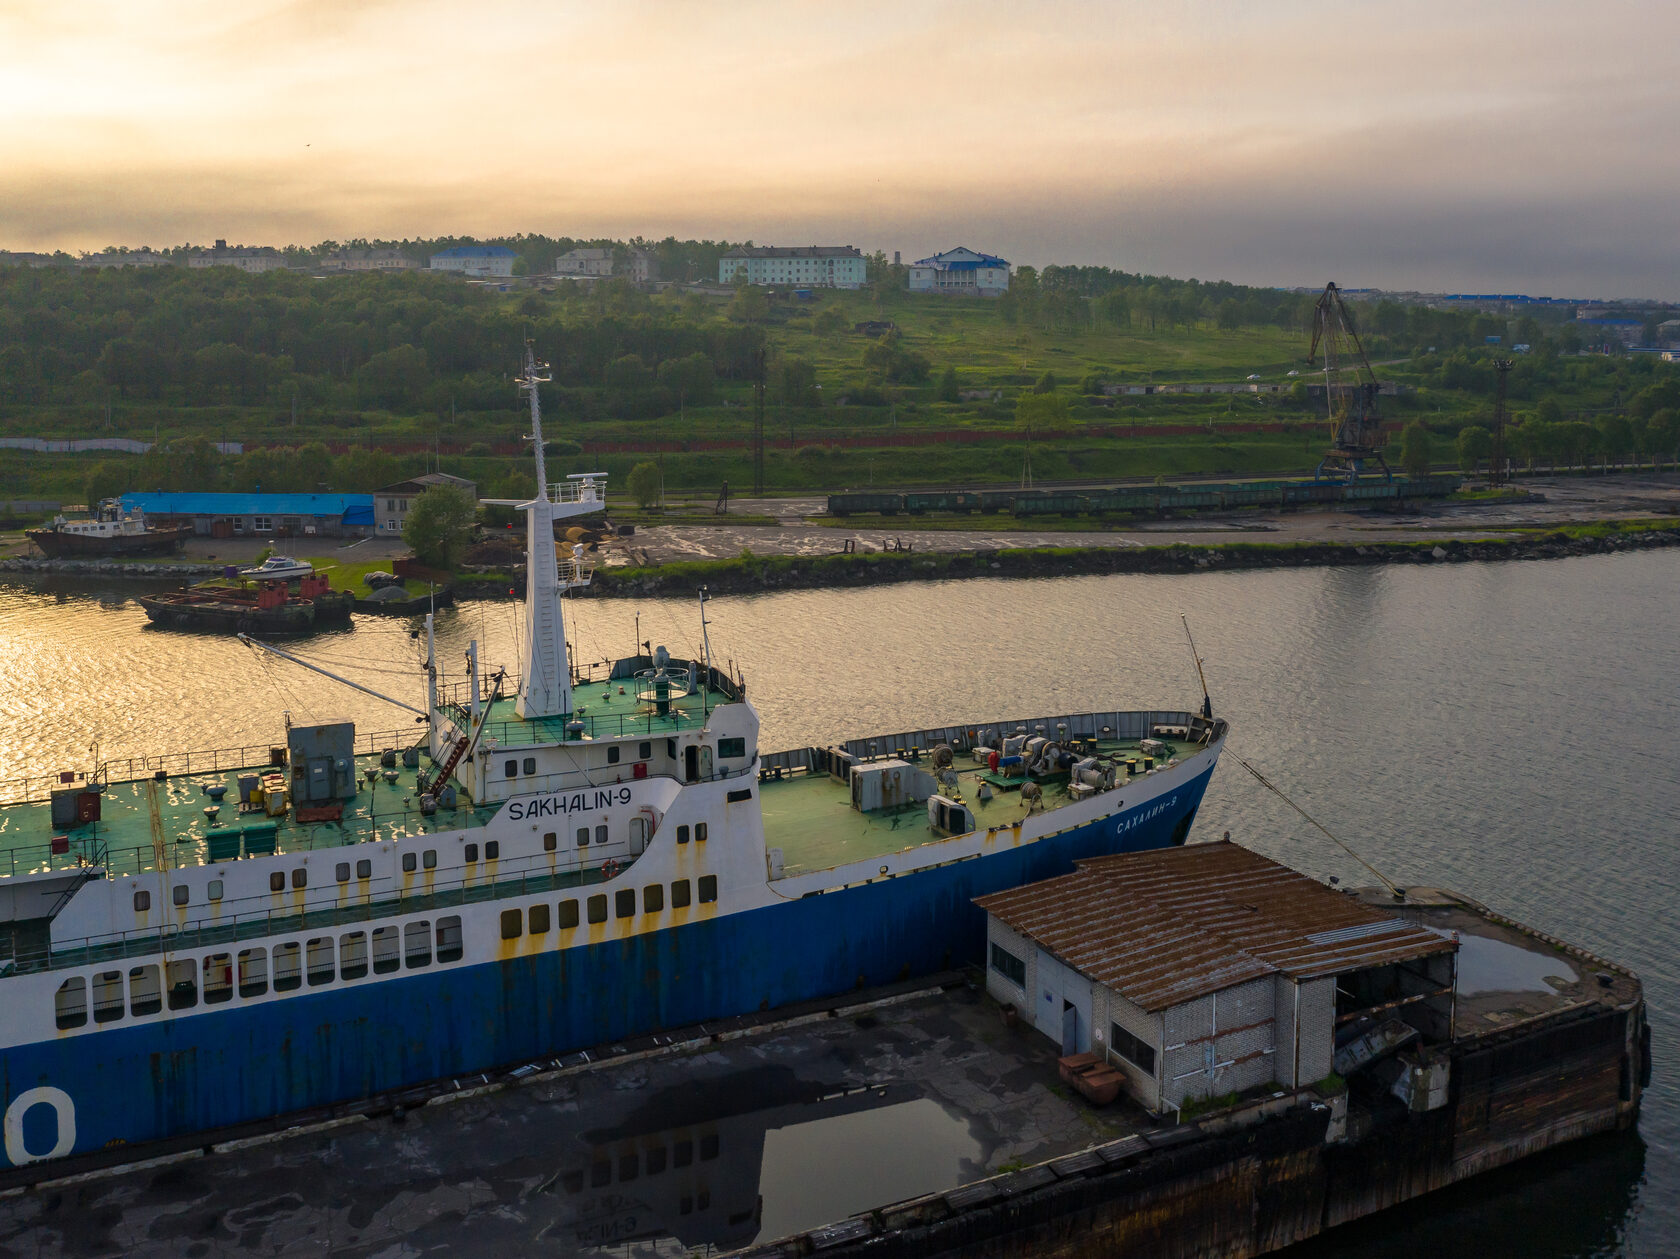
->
[[6, 526, 1677, 596]]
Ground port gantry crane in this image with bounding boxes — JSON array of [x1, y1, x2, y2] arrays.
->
[[1307, 282, 1392, 482]]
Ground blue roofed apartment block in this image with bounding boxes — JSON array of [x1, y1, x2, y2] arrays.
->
[[428, 245, 517, 277], [908, 246, 1011, 297]]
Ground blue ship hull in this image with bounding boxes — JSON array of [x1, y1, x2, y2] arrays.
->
[[1, 768, 1211, 1168]]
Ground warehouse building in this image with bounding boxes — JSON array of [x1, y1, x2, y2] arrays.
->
[[976, 842, 1458, 1115], [374, 472, 477, 534], [120, 492, 375, 539]]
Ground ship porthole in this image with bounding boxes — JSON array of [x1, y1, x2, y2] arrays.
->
[[4, 1086, 76, 1165]]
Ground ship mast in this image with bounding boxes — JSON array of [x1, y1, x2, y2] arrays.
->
[[515, 342, 604, 720]]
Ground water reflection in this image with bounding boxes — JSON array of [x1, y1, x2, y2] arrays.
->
[[543, 1072, 978, 1253]]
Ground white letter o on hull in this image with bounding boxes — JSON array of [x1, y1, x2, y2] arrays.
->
[[4, 1087, 77, 1165]]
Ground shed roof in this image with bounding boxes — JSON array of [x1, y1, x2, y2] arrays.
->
[[976, 841, 1453, 1011], [122, 492, 372, 518]]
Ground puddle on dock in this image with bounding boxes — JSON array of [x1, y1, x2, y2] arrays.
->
[[556, 1075, 984, 1254], [1430, 927, 1579, 995]]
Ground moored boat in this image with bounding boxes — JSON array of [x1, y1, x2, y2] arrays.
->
[[238, 555, 315, 581], [0, 346, 1226, 1172], [25, 500, 191, 558], [137, 572, 354, 634]]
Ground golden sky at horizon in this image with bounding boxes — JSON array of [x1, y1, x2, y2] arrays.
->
[[2, 0, 1676, 295]]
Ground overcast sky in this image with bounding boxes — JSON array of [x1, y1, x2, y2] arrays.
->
[[2, 0, 1675, 298]]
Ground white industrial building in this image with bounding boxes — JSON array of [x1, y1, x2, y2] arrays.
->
[[555, 247, 658, 283], [188, 240, 289, 274], [429, 246, 517, 277], [718, 246, 866, 289], [908, 246, 1010, 297], [976, 842, 1457, 1115]]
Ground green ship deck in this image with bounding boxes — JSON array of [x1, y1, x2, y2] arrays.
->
[[761, 735, 1206, 876], [0, 744, 490, 882]]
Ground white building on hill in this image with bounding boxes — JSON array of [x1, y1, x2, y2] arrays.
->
[[429, 246, 517, 277], [718, 246, 866, 289], [908, 246, 1010, 297]]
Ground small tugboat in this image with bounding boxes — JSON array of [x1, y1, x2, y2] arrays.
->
[[137, 571, 354, 635], [239, 555, 315, 581], [25, 499, 191, 558]]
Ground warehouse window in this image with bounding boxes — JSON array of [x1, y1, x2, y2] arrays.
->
[[989, 943, 1026, 989], [1111, 1023, 1156, 1075]]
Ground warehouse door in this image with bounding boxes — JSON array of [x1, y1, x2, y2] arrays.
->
[[1033, 950, 1093, 1055]]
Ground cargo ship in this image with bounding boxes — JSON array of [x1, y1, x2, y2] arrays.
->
[[0, 349, 1225, 1171], [25, 499, 191, 558]]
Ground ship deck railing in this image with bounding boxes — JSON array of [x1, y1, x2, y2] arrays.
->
[[12, 846, 641, 975], [0, 727, 426, 808]]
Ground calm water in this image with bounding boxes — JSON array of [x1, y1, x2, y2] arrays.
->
[[0, 554, 1675, 1255]]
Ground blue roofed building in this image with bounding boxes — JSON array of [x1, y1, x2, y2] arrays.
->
[[120, 492, 376, 539], [908, 247, 1011, 297], [428, 245, 518, 278]]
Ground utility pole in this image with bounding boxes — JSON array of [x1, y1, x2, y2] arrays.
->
[[1490, 359, 1513, 486], [752, 347, 766, 498]]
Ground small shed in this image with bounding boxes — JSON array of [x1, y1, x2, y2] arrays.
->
[[976, 842, 1458, 1115]]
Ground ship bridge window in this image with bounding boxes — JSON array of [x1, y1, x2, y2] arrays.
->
[[671, 879, 691, 908], [340, 932, 368, 979], [291, 868, 307, 889], [208, 880, 223, 901], [501, 908, 523, 939], [465, 843, 479, 864], [639, 742, 652, 760], [523, 757, 536, 775], [528, 904, 550, 934], [204, 954, 233, 1004], [437, 916, 463, 962], [270, 871, 286, 892], [54, 977, 87, 1029], [615, 889, 635, 919], [719, 738, 746, 760], [93, 970, 124, 1023], [273, 942, 302, 991], [129, 964, 161, 1015], [133, 890, 151, 912], [335, 863, 350, 884], [607, 746, 620, 765], [423, 850, 437, 870], [576, 827, 590, 846], [696, 823, 708, 842], [402, 853, 417, 873], [486, 841, 499, 860], [306, 938, 334, 986], [172, 885, 189, 907], [357, 859, 372, 879], [167, 959, 197, 1009], [372, 926, 400, 973], [238, 949, 267, 997], [544, 832, 558, 852], [698, 875, 718, 904], [643, 884, 664, 913], [505, 759, 517, 778], [677, 825, 689, 844], [559, 900, 580, 929], [404, 921, 431, 968], [587, 894, 607, 925]]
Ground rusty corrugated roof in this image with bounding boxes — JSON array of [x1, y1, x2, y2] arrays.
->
[[975, 841, 1454, 1011]]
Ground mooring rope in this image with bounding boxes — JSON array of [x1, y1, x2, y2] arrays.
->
[[1229, 749, 1401, 897]]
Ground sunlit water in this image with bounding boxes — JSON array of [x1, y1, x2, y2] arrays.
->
[[0, 554, 1676, 1256]]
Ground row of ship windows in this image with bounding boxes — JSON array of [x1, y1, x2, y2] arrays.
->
[[54, 918, 464, 1029], [499, 875, 718, 939], [564, 1133, 721, 1194], [129, 826, 702, 910]]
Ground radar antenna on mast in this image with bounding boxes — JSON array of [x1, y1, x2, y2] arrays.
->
[[1306, 282, 1392, 483]]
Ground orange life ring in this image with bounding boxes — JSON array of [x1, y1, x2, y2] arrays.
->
[[602, 859, 621, 880]]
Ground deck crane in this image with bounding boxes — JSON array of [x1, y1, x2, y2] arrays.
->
[[1306, 282, 1392, 482]]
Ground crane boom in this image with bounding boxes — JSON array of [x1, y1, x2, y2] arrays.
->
[[1307, 282, 1392, 483]]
